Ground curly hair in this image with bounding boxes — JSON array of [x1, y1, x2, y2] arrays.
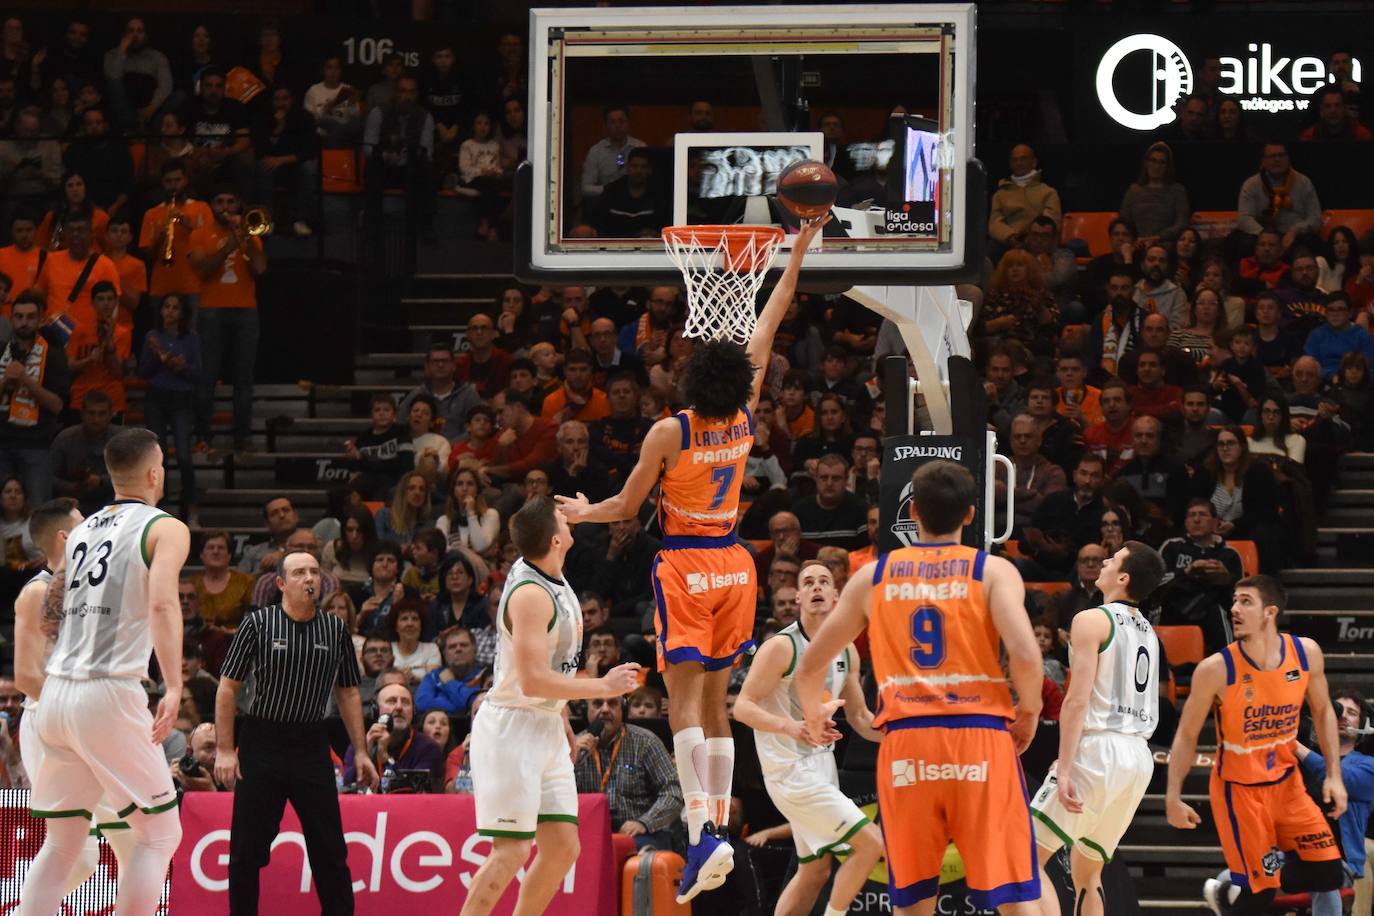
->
[[681, 338, 756, 420], [989, 249, 1046, 295]]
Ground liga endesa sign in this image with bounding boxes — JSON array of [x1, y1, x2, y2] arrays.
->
[[172, 793, 617, 914]]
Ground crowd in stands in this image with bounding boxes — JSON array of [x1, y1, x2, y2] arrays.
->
[[1, 20, 1373, 891]]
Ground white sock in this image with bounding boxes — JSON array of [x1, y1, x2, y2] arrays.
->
[[705, 736, 735, 830], [673, 727, 709, 844], [824, 906, 848, 916], [18, 816, 88, 916]]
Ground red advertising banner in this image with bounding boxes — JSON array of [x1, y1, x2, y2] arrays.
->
[[171, 793, 617, 915]]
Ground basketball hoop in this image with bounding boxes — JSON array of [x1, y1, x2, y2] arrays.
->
[[662, 224, 785, 344]]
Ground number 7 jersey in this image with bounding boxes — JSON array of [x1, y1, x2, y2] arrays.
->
[[48, 500, 172, 681], [659, 408, 754, 537], [868, 543, 1013, 728]]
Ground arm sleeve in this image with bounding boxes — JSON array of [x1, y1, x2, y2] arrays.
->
[[1163, 184, 1191, 241], [467, 508, 499, 553], [581, 146, 604, 198], [458, 142, 480, 184], [219, 614, 257, 682], [137, 335, 161, 379], [1300, 747, 1327, 777], [987, 189, 1013, 243], [1294, 176, 1323, 234], [413, 670, 443, 711]]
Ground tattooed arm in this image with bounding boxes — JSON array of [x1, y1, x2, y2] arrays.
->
[[40, 569, 66, 641]]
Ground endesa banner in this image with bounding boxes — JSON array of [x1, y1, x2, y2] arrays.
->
[[171, 793, 617, 914]]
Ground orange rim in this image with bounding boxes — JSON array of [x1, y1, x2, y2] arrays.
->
[[661, 224, 785, 272]]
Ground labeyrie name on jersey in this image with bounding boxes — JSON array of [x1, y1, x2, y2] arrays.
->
[[691, 420, 751, 464]]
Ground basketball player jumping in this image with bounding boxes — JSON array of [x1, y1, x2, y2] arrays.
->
[[558, 215, 828, 901], [1028, 541, 1167, 916], [20, 428, 190, 916], [732, 559, 886, 916], [13, 499, 137, 897], [461, 497, 640, 916], [1167, 576, 1347, 916], [797, 460, 1047, 916]]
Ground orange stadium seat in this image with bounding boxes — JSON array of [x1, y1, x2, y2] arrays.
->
[[1190, 210, 1239, 242], [362, 500, 384, 515], [1059, 212, 1114, 258], [1000, 539, 1025, 560], [1322, 209, 1374, 240], [1156, 625, 1205, 697], [128, 142, 146, 180], [1228, 539, 1259, 577], [321, 149, 362, 193]]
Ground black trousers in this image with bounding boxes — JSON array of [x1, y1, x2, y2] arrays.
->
[[228, 717, 353, 915]]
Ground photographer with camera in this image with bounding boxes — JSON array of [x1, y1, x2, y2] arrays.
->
[[342, 682, 444, 793], [171, 722, 224, 793], [1297, 691, 1374, 916], [214, 549, 378, 916]]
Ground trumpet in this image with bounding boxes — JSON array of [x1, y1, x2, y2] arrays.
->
[[243, 207, 273, 237], [161, 198, 182, 265]]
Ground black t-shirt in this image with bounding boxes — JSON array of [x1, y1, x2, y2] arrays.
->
[[184, 97, 250, 149], [423, 71, 466, 130], [590, 414, 654, 477]]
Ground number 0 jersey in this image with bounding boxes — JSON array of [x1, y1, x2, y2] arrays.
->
[[486, 557, 584, 713], [47, 500, 171, 681], [868, 544, 1012, 728], [1076, 602, 1159, 739], [659, 408, 754, 539]]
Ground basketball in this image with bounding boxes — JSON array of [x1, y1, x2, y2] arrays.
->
[[775, 160, 838, 220]]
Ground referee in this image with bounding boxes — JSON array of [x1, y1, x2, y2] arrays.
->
[[214, 549, 379, 915]]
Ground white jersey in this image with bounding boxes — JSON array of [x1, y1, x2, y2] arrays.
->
[[47, 501, 171, 681], [19, 568, 53, 712], [754, 622, 853, 776], [486, 557, 583, 713], [1077, 602, 1159, 739]]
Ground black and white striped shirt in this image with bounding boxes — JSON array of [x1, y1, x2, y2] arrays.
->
[[221, 606, 361, 723]]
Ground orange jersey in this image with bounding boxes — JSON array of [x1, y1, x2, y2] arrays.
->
[[139, 199, 213, 296], [39, 251, 121, 333], [1214, 634, 1309, 785], [869, 544, 1013, 728], [659, 408, 754, 539], [66, 321, 132, 411], [188, 223, 262, 309], [0, 245, 47, 308], [107, 251, 147, 330]]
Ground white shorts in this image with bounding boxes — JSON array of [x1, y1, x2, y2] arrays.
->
[[20, 702, 127, 835], [28, 677, 178, 822], [1030, 733, 1153, 862], [764, 752, 871, 862], [470, 703, 578, 838]]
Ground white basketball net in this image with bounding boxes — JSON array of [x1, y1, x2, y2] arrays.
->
[[662, 225, 785, 344]]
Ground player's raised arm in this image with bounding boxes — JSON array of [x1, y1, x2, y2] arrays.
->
[[796, 560, 873, 743], [1166, 653, 1226, 829], [984, 554, 1042, 750], [556, 418, 678, 525], [1300, 637, 1347, 819], [746, 215, 830, 410]]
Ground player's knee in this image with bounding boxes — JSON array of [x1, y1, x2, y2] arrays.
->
[[554, 836, 581, 864], [133, 809, 182, 852], [490, 836, 534, 865], [795, 857, 831, 886]]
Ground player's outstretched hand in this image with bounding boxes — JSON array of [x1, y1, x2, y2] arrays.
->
[[1324, 775, 1349, 820], [1055, 769, 1083, 814], [791, 212, 832, 252], [215, 749, 243, 790], [1166, 796, 1201, 830], [554, 492, 590, 525], [600, 662, 641, 697], [152, 687, 180, 746]]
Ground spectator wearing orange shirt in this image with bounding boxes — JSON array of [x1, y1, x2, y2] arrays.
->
[[188, 187, 266, 454], [64, 280, 131, 417], [539, 349, 610, 424], [0, 211, 45, 311], [1054, 351, 1102, 428], [138, 158, 212, 317], [780, 369, 815, 439], [35, 213, 119, 335], [101, 214, 146, 332], [1082, 380, 1136, 477], [36, 173, 109, 254]]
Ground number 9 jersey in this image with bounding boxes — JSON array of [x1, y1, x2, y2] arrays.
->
[[868, 543, 1013, 726], [651, 408, 757, 671], [48, 501, 172, 681]]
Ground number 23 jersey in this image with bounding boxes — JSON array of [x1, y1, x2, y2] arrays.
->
[[868, 544, 1013, 727], [48, 500, 171, 681]]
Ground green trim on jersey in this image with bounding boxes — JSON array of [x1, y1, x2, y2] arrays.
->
[[1032, 808, 1073, 848], [1098, 606, 1116, 653], [139, 512, 171, 567], [782, 632, 799, 678], [31, 807, 93, 820], [1079, 836, 1111, 862], [478, 827, 537, 839], [501, 579, 557, 634], [537, 813, 579, 825], [798, 816, 870, 862]]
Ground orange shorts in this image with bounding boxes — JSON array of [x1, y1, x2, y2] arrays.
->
[[878, 716, 1039, 910], [650, 539, 756, 671], [1210, 767, 1340, 892]]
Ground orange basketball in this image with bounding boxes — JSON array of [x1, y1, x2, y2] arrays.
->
[[775, 160, 838, 220]]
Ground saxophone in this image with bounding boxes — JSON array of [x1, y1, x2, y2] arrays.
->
[[161, 197, 182, 265]]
